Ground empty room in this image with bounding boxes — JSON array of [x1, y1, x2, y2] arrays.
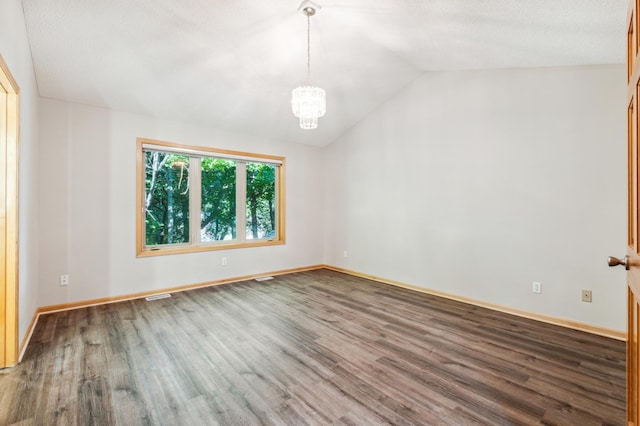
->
[[0, 0, 635, 424]]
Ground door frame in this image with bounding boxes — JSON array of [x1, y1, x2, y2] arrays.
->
[[0, 54, 20, 368]]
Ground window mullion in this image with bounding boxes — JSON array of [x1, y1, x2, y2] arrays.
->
[[274, 165, 280, 238], [190, 157, 202, 245], [236, 161, 247, 242]]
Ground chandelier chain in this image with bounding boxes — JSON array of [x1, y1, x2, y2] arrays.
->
[[306, 13, 311, 82]]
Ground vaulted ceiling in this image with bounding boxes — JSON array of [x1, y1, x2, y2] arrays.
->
[[21, 0, 626, 146]]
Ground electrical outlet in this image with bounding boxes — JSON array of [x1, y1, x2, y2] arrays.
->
[[221, 257, 228, 266], [60, 275, 69, 286], [581, 290, 592, 303], [343, 250, 348, 258], [532, 281, 541, 294]]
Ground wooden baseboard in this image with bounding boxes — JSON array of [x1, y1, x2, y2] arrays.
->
[[37, 265, 325, 314], [15, 265, 325, 359], [18, 309, 40, 363], [17, 262, 624, 362], [322, 265, 627, 341]]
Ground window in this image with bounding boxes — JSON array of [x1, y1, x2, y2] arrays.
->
[[137, 138, 285, 256]]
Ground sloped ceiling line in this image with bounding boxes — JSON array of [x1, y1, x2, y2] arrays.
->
[[20, 0, 626, 146]]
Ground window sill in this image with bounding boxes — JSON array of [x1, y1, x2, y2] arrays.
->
[[136, 239, 285, 258]]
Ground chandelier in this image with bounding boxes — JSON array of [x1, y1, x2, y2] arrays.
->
[[291, 6, 326, 130]]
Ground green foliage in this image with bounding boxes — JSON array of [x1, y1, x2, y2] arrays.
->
[[145, 152, 190, 245], [201, 158, 236, 241], [246, 162, 276, 239], [144, 152, 277, 246]]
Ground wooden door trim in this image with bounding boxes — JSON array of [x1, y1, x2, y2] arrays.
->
[[0, 54, 20, 368], [628, 1, 640, 423]]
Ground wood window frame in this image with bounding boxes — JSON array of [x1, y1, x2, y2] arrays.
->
[[136, 138, 286, 257]]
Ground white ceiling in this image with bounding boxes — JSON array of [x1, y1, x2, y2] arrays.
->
[[21, 0, 626, 146]]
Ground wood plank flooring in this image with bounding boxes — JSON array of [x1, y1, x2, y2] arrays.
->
[[0, 269, 626, 425]]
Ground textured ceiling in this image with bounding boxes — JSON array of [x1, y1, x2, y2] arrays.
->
[[21, 0, 626, 146]]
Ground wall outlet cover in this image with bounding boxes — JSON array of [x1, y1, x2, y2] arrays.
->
[[532, 281, 542, 294]]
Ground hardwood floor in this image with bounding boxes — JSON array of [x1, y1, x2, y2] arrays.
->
[[0, 269, 625, 425]]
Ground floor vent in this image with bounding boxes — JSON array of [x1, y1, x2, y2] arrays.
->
[[145, 293, 172, 301], [255, 276, 274, 282]]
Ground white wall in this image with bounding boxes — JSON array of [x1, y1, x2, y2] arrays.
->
[[38, 99, 324, 306], [324, 65, 627, 331], [2, 2, 627, 337], [0, 0, 40, 343]]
